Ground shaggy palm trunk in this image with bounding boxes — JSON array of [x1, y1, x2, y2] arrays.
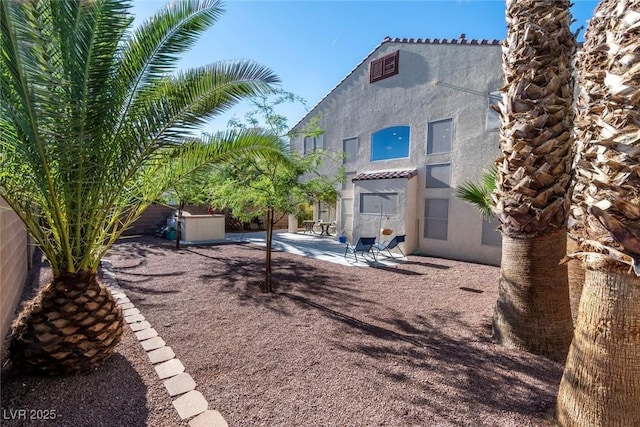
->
[[493, 230, 574, 361], [9, 271, 123, 375], [556, 263, 640, 426], [566, 237, 585, 326], [493, 0, 576, 360], [556, 0, 640, 424]]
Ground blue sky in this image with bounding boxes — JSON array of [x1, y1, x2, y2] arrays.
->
[[132, 0, 599, 134]]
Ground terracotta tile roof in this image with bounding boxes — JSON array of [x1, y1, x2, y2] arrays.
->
[[290, 36, 502, 132], [352, 169, 418, 182], [385, 36, 500, 45]]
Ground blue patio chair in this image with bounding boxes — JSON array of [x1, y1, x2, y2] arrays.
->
[[344, 237, 377, 262], [374, 234, 406, 258]]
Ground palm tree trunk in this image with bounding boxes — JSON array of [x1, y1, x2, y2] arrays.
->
[[493, 229, 573, 361], [566, 236, 584, 327], [9, 271, 123, 374], [556, 263, 640, 426]]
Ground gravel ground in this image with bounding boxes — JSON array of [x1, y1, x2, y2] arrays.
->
[[0, 251, 187, 427], [2, 235, 564, 426]]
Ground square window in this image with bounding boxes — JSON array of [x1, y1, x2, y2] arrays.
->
[[425, 219, 448, 240], [343, 137, 358, 164], [426, 164, 451, 188], [360, 193, 398, 215], [304, 134, 324, 155], [424, 198, 449, 240], [371, 126, 410, 161], [427, 119, 452, 155]]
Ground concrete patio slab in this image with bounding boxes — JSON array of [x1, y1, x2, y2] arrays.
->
[[224, 230, 407, 268]]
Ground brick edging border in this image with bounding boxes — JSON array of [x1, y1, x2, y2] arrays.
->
[[101, 259, 227, 427]]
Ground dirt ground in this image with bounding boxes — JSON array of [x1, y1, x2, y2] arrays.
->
[[2, 236, 564, 426]]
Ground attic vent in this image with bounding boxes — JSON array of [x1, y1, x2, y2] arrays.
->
[[370, 50, 399, 83]]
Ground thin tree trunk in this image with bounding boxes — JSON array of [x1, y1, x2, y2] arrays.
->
[[556, 263, 640, 426], [566, 236, 584, 327], [9, 271, 123, 374], [493, 229, 573, 362], [176, 201, 185, 250], [263, 208, 273, 293]]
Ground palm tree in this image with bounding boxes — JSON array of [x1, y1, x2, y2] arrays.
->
[[0, 0, 284, 374], [454, 165, 497, 220], [556, 0, 640, 424], [492, 0, 576, 361]]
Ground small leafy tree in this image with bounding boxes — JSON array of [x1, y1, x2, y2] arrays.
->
[[210, 91, 343, 293]]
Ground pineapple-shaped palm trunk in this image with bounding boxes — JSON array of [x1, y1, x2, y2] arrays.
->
[[493, 0, 576, 361], [556, 0, 640, 424], [1, 0, 283, 374], [9, 271, 123, 375]]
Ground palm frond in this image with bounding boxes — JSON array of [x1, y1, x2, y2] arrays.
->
[[454, 165, 497, 220], [113, 0, 224, 138], [1, 0, 281, 275]]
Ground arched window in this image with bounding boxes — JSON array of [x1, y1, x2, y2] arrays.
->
[[371, 126, 410, 161]]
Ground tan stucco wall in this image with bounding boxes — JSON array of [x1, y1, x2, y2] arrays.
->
[[0, 197, 30, 342], [352, 176, 418, 253], [291, 39, 503, 265], [181, 215, 225, 241], [405, 176, 419, 253]]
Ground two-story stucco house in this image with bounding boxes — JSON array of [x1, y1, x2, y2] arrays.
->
[[289, 36, 504, 265]]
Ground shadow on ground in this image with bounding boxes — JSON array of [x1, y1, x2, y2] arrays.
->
[[107, 235, 561, 426], [1, 353, 151, 427]]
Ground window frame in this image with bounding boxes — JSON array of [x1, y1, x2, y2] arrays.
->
[[360, 193, 398, 215], [370, 50, 400, 83], [427, 118, 453, 155], [370, 125, 410, 161], [425, 163, 452, 189], [424, 198, 449, 240], [342, 137, 358, 164], [303, 134, 324, 155]]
